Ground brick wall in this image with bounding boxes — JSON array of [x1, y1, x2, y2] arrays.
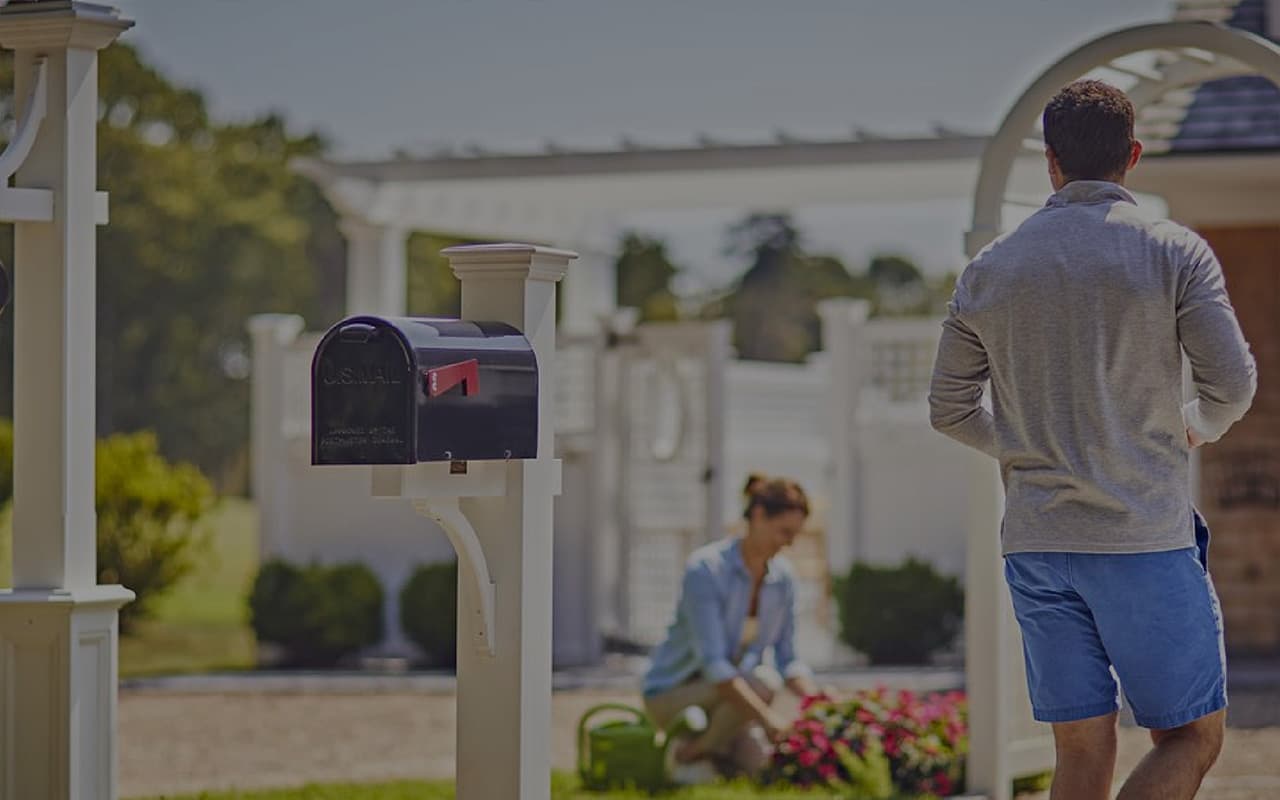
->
[[1196, 225, 1280, 655]]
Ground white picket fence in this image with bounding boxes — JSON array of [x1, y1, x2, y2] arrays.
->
[[250, 308, 976, 665]]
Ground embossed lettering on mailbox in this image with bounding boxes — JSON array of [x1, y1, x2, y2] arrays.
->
[[313, 322, 415, 464]]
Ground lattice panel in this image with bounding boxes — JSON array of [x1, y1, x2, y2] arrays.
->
[[869, 338, 937, 403], [625, 357, 710, 532], [554, 340, 596, 435], [626, 528, 695, 645]]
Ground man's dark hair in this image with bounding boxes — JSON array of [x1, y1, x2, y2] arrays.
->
[[1042, 80, 1135, 182]]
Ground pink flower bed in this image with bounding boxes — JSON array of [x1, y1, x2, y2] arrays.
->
[[766, 687, 968, 798]]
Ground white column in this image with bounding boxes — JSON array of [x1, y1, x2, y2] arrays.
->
[[246, 314, 305, 560], [964, 456, 1053, 800], [816, 298, 871, 576], [340, 218, 407, 316], [443, 244, 574, 800], [964, 460, 1016, 800], [0, 4, 134, 800], [559, 245, 616, 334], [701, 321, 731, 543]]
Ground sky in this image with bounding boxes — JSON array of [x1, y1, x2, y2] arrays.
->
[[110, 0, 1178, 286]]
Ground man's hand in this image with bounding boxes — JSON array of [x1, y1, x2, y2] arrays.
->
[[1187, 427, 1206, 448]]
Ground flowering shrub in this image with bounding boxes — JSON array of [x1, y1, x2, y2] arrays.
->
[[766, 688, 968, 799]]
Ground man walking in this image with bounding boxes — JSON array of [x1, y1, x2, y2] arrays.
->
[[929, 80, 1256, 800]]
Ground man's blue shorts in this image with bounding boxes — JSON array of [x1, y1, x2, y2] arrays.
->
[[1004, 511, 1226, 730]]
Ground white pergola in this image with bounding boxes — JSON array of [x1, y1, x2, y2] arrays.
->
[[294, 133, 1036, 331]]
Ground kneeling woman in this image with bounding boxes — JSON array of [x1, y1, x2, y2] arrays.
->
[[642, 474, 819, 779]]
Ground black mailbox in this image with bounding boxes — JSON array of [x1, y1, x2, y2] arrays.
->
[[311, 315, 538, 465]]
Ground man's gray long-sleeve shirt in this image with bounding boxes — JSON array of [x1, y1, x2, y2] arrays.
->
[[929, 181, 1256, 554]]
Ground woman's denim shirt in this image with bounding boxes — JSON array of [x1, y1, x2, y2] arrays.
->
[[642, 537, 812, 697]]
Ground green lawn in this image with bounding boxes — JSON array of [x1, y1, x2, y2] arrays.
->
[[128, 771, 1047, 799], [119, 496, 260, 677], [0, 495, 261, 677], [128, 773, 862, 800]]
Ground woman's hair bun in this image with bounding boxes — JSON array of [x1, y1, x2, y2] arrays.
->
[[741, 473, 809, 520]]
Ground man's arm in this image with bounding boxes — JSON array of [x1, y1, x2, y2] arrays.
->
[[929, 291, 999, 459], [1178, 239, 1257, 444]]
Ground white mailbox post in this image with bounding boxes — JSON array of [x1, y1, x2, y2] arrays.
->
[[353, 244, 573, 800]]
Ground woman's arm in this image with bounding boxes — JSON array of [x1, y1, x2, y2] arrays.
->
[[716, 676, 789, 738], [679, 563, 789, 756], [774, 579, 815, 696], [681, 563, 737, 685], [676, 676, 790, 763], [785, 673, 821, 698]]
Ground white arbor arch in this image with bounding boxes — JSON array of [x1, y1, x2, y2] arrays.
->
[[963, 20, 1280, 800], [968, 21, 1280, 257]]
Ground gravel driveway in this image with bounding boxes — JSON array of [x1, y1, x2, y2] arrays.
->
[[120, 687, 1280, 799]]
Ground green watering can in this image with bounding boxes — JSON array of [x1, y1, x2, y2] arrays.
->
[[577, 703, 705, 792]]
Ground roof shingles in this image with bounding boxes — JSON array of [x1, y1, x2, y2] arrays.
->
[[1169, 0, 1280, 153]]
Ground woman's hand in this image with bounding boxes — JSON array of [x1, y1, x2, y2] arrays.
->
[[762, 712, 791, 744], [673, 736, 704, 764], [819, 684, 850, 703]]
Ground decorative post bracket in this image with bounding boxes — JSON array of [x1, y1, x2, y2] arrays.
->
[[371, 460, 524, 657], [0, 56, 109, 225], [414, 497, 497, 656]]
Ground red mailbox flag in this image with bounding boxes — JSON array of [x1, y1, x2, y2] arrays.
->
[[424, 359, 480, 398]]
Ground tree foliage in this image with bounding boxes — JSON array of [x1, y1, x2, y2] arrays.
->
[[0, 44, 339, 489], [614, 232, 682, 322], [701, 213, 958, 361], [406, 232, 468, 318], [711, 213, 861, 362]]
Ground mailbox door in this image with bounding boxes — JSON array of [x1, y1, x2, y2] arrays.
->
[[312, 319, 416, 465]]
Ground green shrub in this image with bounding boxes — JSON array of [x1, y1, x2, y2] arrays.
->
[[249, 558, 384, 667], [247, 560, 306, 646], [0, 417, 12, 507], [399, 560, 457, 667], [1014, 770, 1055, 794], [833, 557, 963, 665], [0, 425, 214, 630], [95, 431, 215, 633]]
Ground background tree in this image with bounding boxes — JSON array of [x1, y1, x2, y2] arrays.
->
[[711, 213, 859, 362], [867, 253, 924, 287], [614, 232, 681, 322], [867, 252, 930, 316], [406, 231, 468, 318]]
